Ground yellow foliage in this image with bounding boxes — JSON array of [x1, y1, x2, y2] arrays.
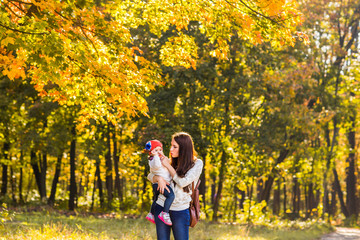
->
[[160, 34, 198, 69], [0, 0, 304, 129], [1, 37, 15, 46]]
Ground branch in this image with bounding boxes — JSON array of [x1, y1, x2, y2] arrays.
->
[[54, 10, 71, 21], [3, 3, 23, 19], [225, 0, 281, 26], [7, 0, 28, 13], [78, 20, 100, 58], [0, 22, 49, 35], [54, 10, 99, 36], [344, 20, 359, 52], [8, 0, 32, 5], [344, 5, 360, 51], [337, 5, 344, 48], [248, 99, 265, 125], [67, 55, 109, 85]]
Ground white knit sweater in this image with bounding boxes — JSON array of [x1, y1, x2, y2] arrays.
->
[[148, 155, 172, 183], [147, 158, 203, 211]]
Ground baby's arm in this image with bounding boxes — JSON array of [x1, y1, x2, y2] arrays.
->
[[147, 174, 170, 194], [149, 155, 162, 170]]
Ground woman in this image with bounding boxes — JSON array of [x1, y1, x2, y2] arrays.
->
[[147, 132, 203, 240]]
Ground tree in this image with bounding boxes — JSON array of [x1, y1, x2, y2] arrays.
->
[[300, 0, 360, 220], [1, 0, 313, 215], [1, 0, 304, 125]]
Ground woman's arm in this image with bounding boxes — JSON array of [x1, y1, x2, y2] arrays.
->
[[173, 159, 203, 188], [162, 158, 203, 188], [147, 172, 156, 183], [161, 156, 176, 177], [147, 174, 170, 194]]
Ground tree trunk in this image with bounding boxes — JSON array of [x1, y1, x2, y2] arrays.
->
[[260, 149, 289, 203], [211, 175, 216, 205], [273, 178, 281, 215], [78, 164, 84, 197], [84, 166, 90, 196], [10, 167, 16, 203], [95, 158, 104, 208], [306, 145, 317, 219], [199, 153, 206, 209], [142, 157, 149, 212], [19, 167, 24, 204], [257, 179, 263, 202], [18, 151, 24, 203], [105, 122, 113, 208], [283, 177, 287, 214], [69, 125, 77, 211], [306, 182, 314, 218], [297, 182, 301, 215], [330, 186, 336, 216], [323, 120, 338, 217], [48, 154, 62, 206], [30, 150, 47, 201], [315, 189, 321, 209], [119, 177, 124, 207], [40, 153, 47, 202], [232, 185, 238, 221], [247, 181, 254, 223], [212, 88, 231, 222], [91, 177, 96, 211], [31, 150, 43, 198], [1, 165, 8, 197], [346, 114, 357, 220], [113, 127, 121, 199], [1, 142, 10, 196], [39, 120, 48, 202], [212, 150, 227, 222], [292, 177, 299, 215], [324, 190, 330, 215], [333, 168, 349, 217], [239, 190, 245, 210], [304, 185, 308, 216], [26, 170, 33, 202]]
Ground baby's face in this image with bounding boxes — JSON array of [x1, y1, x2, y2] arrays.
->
[[151, 146, 163, 156]]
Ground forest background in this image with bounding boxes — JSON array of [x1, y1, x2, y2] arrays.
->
[[0, 0, 360, 228]]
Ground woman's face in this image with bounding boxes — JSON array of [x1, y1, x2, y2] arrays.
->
[[170, 139, 179, 158]]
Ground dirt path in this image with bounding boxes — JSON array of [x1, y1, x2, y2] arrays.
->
[[321, 227, 360, 239]]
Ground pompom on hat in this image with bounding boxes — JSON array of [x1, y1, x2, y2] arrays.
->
[[144, 140, 163, 154]]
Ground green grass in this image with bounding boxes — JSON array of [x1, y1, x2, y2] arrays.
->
[[0, 212, 334, 240]]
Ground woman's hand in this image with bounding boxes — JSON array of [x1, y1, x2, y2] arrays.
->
[[160, 155, 177, 177], [153, 176, 170, 194], [161, 156, 171, 168]]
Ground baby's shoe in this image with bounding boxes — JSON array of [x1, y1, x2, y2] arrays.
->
[[158, 211, 172, 226], [146, 212, 155, 224]]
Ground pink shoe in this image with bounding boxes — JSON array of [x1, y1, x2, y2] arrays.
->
[[146, 212, 155, 224], [158, 211, 172, 226]]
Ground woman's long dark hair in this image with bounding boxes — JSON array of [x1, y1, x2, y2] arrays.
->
[[171, 132, 196, 192]]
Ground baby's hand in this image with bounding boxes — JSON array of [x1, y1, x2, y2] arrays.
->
[[162, 156, 171, 167], [151, 149, 159, 156], [158, 151, 165, 159]]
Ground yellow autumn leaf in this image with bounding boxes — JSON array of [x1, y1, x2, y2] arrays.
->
[[1, 37, 15, 47]]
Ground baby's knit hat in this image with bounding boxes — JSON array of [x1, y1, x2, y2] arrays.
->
[[144, 140, 163, 154]]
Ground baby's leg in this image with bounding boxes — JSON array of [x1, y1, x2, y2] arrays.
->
[[150, 183, 160, 214], [162, 186, 175, 213]]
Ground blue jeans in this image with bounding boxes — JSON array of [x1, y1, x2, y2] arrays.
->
[[154, 203, 190, 240], [151, 183, 175, 213]]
